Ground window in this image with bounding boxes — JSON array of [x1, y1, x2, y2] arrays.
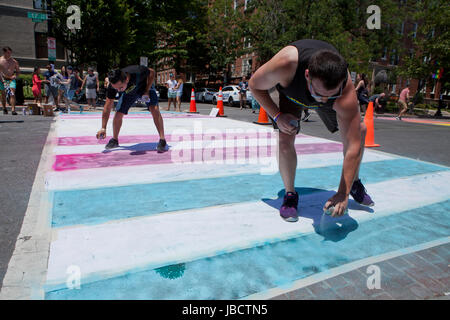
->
[[400, 22, 404, 35], [33, 0, 47, 10], [412, 23, 418, 38], [242, 58, 251, 77], [381, 47, 387, 60], [233, 0, 237, 10], [431, 81, 436, 94], [244, 37, 252, 49], [390, 49, 399, 65]]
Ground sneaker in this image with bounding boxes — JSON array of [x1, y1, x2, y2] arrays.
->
[[12, 111, 17, 115], [350, 179, 374, 206], [302, 113, 311, 122], [396, 116, 402, 121], [280, 192, 299, 222], [156, 139, 167, 153], [3, 108, 7, 114], [105, 138, 119, 149]]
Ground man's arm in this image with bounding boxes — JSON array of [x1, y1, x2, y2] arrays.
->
[[249, 46, 299, 135], [327, 75, 364, 215], [145, 68, 155, 95], [14, 60, 20, 79], [97, 97, 114, 139], [81, 76, 87, 89]]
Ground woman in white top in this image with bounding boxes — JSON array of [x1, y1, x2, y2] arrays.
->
[[165, 73, 177, 111]]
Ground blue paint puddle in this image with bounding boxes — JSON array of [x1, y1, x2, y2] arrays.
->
[[155, 263, 186, 280], [50, 158, 448, 228], [45, 199, 450, 300]]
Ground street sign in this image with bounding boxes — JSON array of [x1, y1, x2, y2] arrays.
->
[[140, 56, 148, 67], [27, 11, 48, 23], [48, 37, 56, 61]]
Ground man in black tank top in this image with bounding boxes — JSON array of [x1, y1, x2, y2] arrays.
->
[[249, 39, 374, 222]]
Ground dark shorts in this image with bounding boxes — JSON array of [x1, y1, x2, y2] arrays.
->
[[270, 93, 339, 134], [115, 87, 159, 115]]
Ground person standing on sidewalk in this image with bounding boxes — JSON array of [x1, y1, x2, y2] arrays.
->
[[31, 66, 47, 106], [239, 76, 249, 110], [165, 73, 177, 111], [396, 86, 410, 120], [355, 73, 369, 116], [43, 64, 55, 104], [96, 65, 167, 153], [0, 47, 20, 115], [174, 75, 184, 113], [249, 39, 374, 222], [81, 67, 100, 110]]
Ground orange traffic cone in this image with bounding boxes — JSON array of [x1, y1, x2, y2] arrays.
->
[[253, 106, 271, 125], [364, 101, 380, 147], [188, 88, 199, 113], [217, 87, 227, 117]]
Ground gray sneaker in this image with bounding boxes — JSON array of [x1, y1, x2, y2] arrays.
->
[[105, 138, 119, 149], [156, 139, 167, 153]]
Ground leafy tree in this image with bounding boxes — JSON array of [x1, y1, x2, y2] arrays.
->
[[398, 0, 450, 96], [51, 0, 135, 76]]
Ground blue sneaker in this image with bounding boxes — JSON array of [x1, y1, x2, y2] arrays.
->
[[350, 179, 374, 206], [280, 192, 299, 222]]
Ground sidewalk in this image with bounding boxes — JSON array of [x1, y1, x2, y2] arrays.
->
[[270, 242, 449, 300]]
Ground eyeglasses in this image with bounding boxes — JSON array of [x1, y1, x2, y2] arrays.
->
[[309, 80, 344, 101]]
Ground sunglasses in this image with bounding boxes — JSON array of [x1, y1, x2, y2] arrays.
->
[[309, 80, 344, 101]]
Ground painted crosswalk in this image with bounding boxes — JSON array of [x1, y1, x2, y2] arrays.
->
[[4, 111, 449, 300]]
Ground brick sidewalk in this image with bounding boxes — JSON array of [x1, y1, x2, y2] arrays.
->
[[271, 243, 449, 300]]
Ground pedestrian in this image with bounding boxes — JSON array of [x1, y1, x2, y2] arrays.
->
[[0, 46, 20, 115], [369, 92, 386, 114], [396, 85, 410, 120], [81, 67, 100, 110], [165, 73, 177, 111], [249, 39, 374, 222], [57, 65, 68, 107], [48, 69, 64, 111], [355, 73, 369, 115], [43, 64, 55, 104], [96, 65, 167, 153], [238, 76, 249, 110], [31, 66, 47, 106], [174, 75, 184, 113], [251, 95, 260, 113]]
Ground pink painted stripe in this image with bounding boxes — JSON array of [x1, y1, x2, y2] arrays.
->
[[52, 142, 342, 171], [59, 114, 210, 119], [57, 133, 303, 146]]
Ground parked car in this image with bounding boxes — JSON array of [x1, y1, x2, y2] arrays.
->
[[155, 85, 168, 100], [212, 85, 253, 107], [195, 87, 219, 103]]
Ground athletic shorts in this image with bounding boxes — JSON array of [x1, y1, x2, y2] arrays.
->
[[116, 88, 158, 115], [86, 88, 97, 99], [0, 79, 16, 91], [270, 92, 339, 134], [168, 91, 177, 99], [176, 91, 183, 98], [397, 99, 407, 110]]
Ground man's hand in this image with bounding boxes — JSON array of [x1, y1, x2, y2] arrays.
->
[[141, 94, 150, 103], [96, 128, 106, 139], [324, 192, 349, 217], [276, 113, 299, 135]]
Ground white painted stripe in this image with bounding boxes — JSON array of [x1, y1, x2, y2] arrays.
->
[[52, 136, 334, 155], [45, 171, 450, 289], [242, 237, 450, 300], [55, 117, 274, 137], [45, 151, 395, 191]]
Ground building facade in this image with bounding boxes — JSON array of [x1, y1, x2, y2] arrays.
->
[[0, 0, 66, 73]]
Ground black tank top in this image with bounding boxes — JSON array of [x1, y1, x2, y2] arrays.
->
[[276, 39, 347, 110]]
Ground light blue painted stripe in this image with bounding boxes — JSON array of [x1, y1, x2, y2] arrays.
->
[[45, 199, 450, 300], [243, 236, 450, 300], [50, 158, 449, 228]]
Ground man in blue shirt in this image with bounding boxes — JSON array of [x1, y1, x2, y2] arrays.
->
[[43, 64, 55, 104]]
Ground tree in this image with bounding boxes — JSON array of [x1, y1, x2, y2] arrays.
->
[[399, 0, 450, 98], [51, 0, 135, 76]]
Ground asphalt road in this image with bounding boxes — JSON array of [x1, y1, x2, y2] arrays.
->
[[0, 102, 449, 289]]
